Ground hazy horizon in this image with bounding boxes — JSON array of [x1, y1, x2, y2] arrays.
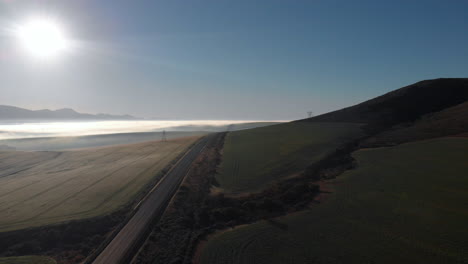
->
[[0, 120, 283, 140]]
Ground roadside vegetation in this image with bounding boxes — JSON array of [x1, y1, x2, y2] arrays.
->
[[216, 122, 362, 193], [133, 133, 227, 264], [199, 138, 468, 264], [0, 256, 56, 264]]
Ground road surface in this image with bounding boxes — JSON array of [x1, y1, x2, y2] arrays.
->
[[92, 135, 212, 264]]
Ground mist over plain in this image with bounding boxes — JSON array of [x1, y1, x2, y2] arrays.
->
[[0, 120, 281, 150]]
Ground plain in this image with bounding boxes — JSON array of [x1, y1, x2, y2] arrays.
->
[[0, 136, 200, 232]]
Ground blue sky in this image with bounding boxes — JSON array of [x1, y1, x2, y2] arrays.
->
[[1, 0, 467, 120]]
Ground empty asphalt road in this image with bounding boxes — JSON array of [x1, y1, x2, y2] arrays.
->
[[92, 135, 212, 264]]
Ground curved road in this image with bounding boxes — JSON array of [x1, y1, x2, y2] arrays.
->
[[92, 135, 213, 264]]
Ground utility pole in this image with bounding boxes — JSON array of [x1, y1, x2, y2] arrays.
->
[[161, 130, 167, 142], [307, 111, 313, 118]]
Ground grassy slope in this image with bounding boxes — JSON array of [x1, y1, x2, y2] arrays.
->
[[364, 101, 468, 146], [200, 138, 468, 264], [0, 256, 55, 264], [0, 136, 200, 232], [306, 78, 468, 127], [215, 122, 362, 193]]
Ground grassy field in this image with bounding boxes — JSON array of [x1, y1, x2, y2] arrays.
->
[[216, 122, 363, 193], [0, 256, 55, 264], [199, 137, 468, 264], [0, 136, 200, 232]]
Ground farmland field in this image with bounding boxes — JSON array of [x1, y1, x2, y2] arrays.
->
[[200, 137, 468, 264], [0, 256, 55, 264], [0, 136, 200, 232], [216, 122, 363, 193]]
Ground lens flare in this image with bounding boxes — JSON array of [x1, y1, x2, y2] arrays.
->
[[14, 16, 69, 59]]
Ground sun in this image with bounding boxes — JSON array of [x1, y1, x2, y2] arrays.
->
[[15, 16, 69, 59]]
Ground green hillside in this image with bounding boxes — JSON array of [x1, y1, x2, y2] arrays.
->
[[364, 101, 468, 146], [200, 137, 468, 264], [215, 122, 363, 193], [305, 78, 468, 131]]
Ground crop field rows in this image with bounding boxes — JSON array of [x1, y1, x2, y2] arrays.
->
[[0, 136, 200, 232], [225, 133, 241, 191]]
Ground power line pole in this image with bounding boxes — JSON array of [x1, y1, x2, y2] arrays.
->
[[307, 111, 313, 118], [161, 130, 167, 142]]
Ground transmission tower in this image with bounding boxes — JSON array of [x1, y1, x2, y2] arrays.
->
[[307, 111, 313, 118], [161, 130, 167, 142]]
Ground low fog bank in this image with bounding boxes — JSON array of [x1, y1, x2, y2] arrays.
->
[[0, 121, 280, 150], [0, 120, 281, 140]]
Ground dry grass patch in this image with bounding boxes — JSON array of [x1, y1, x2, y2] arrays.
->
[[0, 136, 200, 232]]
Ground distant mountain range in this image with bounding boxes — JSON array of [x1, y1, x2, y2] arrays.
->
[[0, 105, 138, 120]]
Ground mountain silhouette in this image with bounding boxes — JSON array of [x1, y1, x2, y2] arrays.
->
[[0, 105, 137, 120]]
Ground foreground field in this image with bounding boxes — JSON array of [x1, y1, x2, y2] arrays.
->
[[0, 136, 200, 232], [216, 122, 362, 193], [200, 137, 468, 264], [0, 256, 55, 264]]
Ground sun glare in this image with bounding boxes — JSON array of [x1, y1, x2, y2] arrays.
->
[[15, 16, 69, 59]]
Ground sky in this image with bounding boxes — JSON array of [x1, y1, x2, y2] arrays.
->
[[0, 0, 467, 120]]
